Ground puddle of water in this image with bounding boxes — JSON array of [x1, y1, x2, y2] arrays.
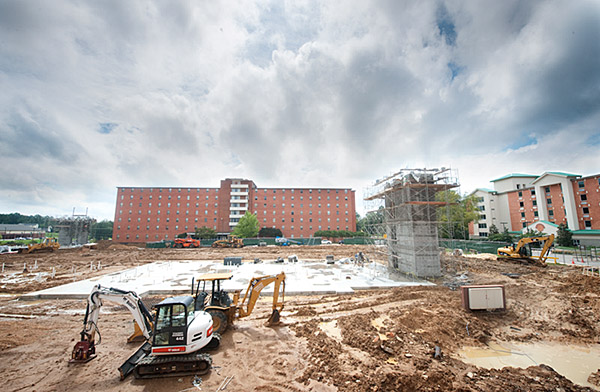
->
[[319, 320, 343, 341], [458, 341, 600, 389], [462, 342, 512, 358], [371, 315, 391, 341]]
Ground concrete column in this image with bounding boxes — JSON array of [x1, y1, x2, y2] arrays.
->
[[561, 179, 579, 230], [535, 185, 547, 221]]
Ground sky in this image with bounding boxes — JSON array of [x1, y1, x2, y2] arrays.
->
[[1, 0, 599, 221]]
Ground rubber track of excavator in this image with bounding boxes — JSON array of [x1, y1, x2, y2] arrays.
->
[[498, 257, 546, 267], [133, 352, 212, 379]]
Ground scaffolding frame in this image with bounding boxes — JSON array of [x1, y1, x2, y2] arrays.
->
[[363, 167, 459, 278]]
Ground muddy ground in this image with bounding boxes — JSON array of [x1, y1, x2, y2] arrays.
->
[[0, 242, 599, 391]]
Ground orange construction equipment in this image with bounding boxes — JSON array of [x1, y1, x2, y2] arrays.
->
[[173, 238, 201, 248]]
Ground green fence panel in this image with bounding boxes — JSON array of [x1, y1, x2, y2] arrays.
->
[[146, 241, 169, 248], [439, 239, 508, 254], [341, 237, 370, 245]]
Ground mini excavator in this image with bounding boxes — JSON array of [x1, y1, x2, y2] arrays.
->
[[70, 272, 286, 379], [193, 271, 286, 334], [70, 285, 219, 379]]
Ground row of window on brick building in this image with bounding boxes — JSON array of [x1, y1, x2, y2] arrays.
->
[[120, 193, 349, 202], [121, 187, 349, 192], [119, 201, 350, 210], [117, 208, 350, 220]]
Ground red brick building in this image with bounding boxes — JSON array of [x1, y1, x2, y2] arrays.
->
[[113, 178, 356, 242], [470, 172, 600, 245], [573, 174, 600, 230]]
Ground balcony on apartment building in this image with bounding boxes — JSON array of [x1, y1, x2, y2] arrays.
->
[[230, 190, 249, 197]]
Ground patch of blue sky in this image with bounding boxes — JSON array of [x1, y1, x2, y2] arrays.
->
[[504, 134, 538, 151], [586, 132, 600, 145], [436, 6, 457, 46], [98, 122, 117, 134], [447, 62, 463, 80]]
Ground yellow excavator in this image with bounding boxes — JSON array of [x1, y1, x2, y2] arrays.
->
[[193, 272, 285, 334], [211, 235, 244, 248], [497, 234, 555, 266]]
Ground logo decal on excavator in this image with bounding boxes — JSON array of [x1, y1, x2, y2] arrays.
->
[[152, 346, 186, 353]]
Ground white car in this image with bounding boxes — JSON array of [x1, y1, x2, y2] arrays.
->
[[0, 246, 16, 254], [321, 239, 332, 244]]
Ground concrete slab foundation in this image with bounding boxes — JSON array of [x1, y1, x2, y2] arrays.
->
[[23, 258, 434, 299]]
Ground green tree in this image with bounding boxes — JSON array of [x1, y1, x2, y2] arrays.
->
[[258, 227, 283, 237], [490, 227, 513, 243], [356, 213, 363, 232], [195, 226, 217, 239], [556, 223, 573, 247], [313, 230, 365, 238], [489, 224, 499, 236], [231, 211, 260, 238], [358, 207, 385, 236], [437, 191, 480, 239], [91, 220, 113, 240], [0, 212, 58, 230], [176, 232, 188, 238], [519, 228, 546, 239]]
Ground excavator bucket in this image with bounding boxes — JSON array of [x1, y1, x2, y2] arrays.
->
[[266, 309, 280, 325], [127, 320, 150, 343]]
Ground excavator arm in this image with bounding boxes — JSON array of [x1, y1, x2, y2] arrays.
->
[[514, 235, 554, 253], [499, 234, 555, 265], [235, 272, 285, 324], [70, 285, 154, 363], [537, 234, 555, 263]]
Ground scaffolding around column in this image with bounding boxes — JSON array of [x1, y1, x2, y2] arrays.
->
[[363, 167, 459, 278]]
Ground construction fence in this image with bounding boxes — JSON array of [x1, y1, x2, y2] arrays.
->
[[439, 240, 508, 255], [146, 237, 362, 248]]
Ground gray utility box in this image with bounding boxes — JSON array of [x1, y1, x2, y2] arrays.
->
[[224, 257, 242, 266], [461, 285, 506, 311]]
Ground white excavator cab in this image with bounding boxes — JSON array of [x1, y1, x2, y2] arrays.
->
[[151, 296, 214, 355]]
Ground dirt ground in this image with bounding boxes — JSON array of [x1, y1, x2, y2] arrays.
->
[[0, 242, 599, 391]]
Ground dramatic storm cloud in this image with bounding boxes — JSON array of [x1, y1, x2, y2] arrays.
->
[[1, 0, 599, 219]]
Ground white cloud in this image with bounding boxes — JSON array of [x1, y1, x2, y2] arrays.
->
[[0, 0, 598, 221]]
